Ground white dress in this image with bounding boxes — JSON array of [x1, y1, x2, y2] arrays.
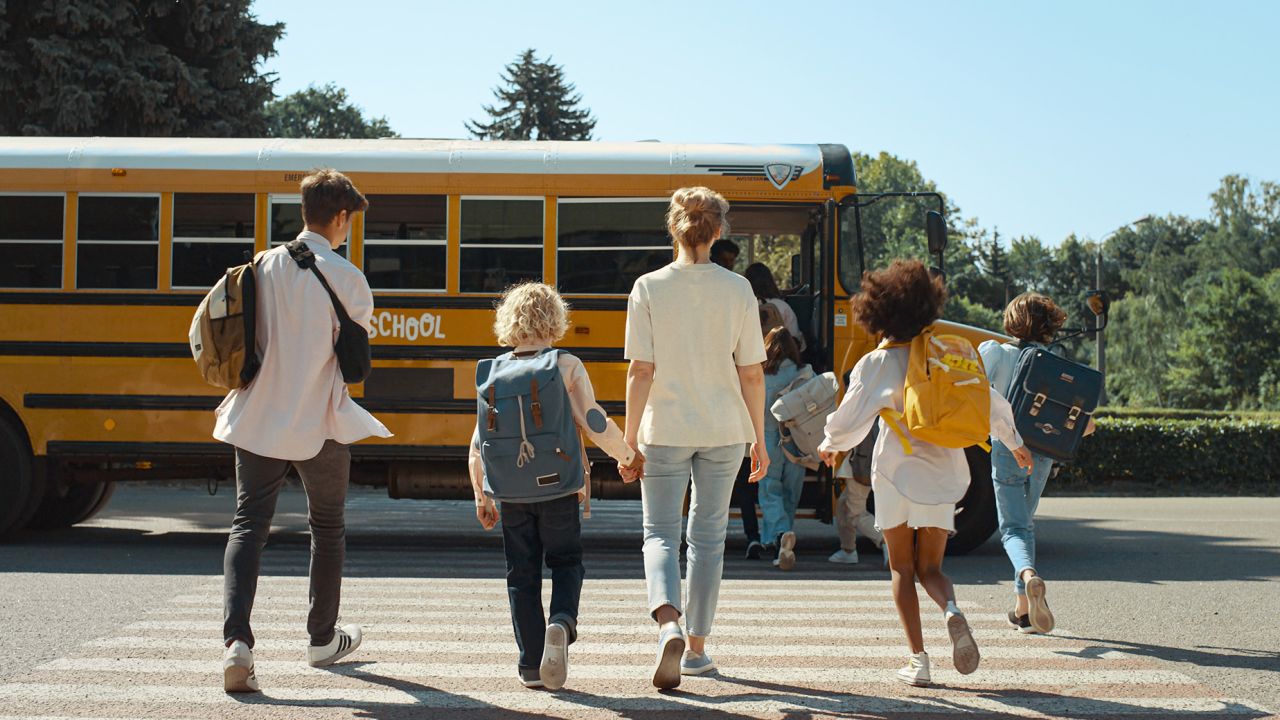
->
[[818, 346, 1023, 532]]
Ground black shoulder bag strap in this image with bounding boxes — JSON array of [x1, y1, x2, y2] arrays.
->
[[285, 240, 372, 384]]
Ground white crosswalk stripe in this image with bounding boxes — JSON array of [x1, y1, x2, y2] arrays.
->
[[2, 558, 1273, 719]]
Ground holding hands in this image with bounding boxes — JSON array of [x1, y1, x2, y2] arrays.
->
[[619, 440, 645, 483]]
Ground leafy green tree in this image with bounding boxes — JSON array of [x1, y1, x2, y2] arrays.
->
[[1195, 175, 1280, 277], [467, 49, 596, 140], [1165, 269, 1280, 409], [0, 0, 282, 136], [265, 84, 398, 139], [1006, 235, 1055, 294], [1106, 294, 1177, 406]]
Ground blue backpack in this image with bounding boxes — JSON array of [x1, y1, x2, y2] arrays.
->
[[1006, 343, 1102, 463], [475, 349, 585, 502]]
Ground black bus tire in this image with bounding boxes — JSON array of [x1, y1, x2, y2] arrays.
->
[[28, 480, 115, 530], [0, 417, 35, 537], [947, 447, 998, 556]]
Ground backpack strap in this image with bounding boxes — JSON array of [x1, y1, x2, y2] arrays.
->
[[285, 240, 354, 326], [530, 378, 544, 429], [878, 409, 914, 456], [486, 385, 498, 431]]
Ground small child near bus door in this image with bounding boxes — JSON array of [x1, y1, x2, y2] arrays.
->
[[828, 432, 883, 565], [468, 283, 643, 691], [978, 292, 1096, 636], [758, 327, 807, 571], [818, 260, 1033, 688]]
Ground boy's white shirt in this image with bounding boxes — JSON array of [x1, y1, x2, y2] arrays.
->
[[468, 343, 635, 500], [818, 346, 1024, 505]]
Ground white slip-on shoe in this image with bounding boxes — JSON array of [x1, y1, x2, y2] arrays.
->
[[895, 652, 931, 687], [828, 548, 859, 564], [307, 624, 363, 668], [652, 624, 685, 690], [518, 666, 544, 688], [223, 640, 259, 693], [1025, 576, 1055, 634], [947, 611, 981, 675], [539, 622, 569, 691], [776, 531, 797, 571]]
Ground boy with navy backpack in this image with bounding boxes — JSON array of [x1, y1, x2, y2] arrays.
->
[[469, 282, 642, 691]]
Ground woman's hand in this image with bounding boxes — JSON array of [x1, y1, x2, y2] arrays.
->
[[1011, 445, 1035, 475], [620, 438, 643, 483], [748, 440, 770, 483], [475, 496, 499, 530]]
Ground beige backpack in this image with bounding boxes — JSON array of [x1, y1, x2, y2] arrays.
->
[[188, 255, 263, 389]]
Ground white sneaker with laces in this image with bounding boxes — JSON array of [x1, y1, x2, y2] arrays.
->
[[223, 640, 259, 693], [307, 624, 363, 668], [828, 548, 859, 564], [775, 531, 796, 570], [895, 651, 930, 687], [946, 610, 981, 675]]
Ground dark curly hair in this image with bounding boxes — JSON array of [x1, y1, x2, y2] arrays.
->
[[849, 259, 947, 342]]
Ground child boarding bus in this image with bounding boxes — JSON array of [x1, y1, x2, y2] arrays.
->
[[0, 137, 1004, 550]]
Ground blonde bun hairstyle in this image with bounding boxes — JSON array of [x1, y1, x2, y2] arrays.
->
[[667, 186, 729, 252]]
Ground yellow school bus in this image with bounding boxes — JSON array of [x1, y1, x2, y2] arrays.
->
[[0, 137, 1003, 549]]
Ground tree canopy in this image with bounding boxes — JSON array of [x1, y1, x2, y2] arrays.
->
[[0, 0, 282, 136], [467, 49, 596, 141], [265, 84, 398, 139]]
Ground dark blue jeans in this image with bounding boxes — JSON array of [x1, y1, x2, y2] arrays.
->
[[500, 494, 583, 671]]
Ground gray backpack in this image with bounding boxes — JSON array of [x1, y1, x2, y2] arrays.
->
[[770, 367, 839, 470], [476, 349, 584, 502]]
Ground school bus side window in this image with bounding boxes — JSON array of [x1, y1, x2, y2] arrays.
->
[[460, 198, 542, 293], [557, 199, 670, 294], [363, 194, 447, 291], [76, 195, 159, 290], [171, 193, 255, 289], [0, 194, 63, 289]]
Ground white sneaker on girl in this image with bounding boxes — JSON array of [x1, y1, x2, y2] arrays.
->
[[895, 652, 931, 686]]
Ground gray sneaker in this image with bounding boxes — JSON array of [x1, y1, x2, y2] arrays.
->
[[680, 650, 717, 676], [652, 624, 685, 690]]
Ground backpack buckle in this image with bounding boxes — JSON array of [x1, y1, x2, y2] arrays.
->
[[486, 386, 498, 431], [1065, 405, 1082, 430], [1029, 393, 1047, 417]]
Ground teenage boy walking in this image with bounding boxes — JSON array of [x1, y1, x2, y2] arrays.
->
[[217, 169, 391, 693]]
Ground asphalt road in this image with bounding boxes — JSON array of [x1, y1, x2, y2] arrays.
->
[[0, 485, 1276, 718]]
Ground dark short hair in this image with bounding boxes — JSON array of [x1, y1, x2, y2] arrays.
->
[[744, 262, 782, 300], [710, 239, 740, 259], [849, 259, 947, 342], [300, 168, 369, 228], [1004, 292, 1066, 343]]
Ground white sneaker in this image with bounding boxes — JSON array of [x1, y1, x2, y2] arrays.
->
[[828, 548, 859, 564], [946, 611, 981, 675], [775, 531, 796, 571], [895, 651, 931, 687], [307, 624, 363, 668], [539, 622, 569, 691], [223, 640, 259, 693]]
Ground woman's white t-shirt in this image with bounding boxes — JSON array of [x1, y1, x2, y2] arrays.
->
[[625, 261, 767, 447]]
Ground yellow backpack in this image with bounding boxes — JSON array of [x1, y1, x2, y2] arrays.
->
[[879, 326, 991, 454]]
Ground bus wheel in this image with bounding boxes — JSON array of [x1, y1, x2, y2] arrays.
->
[[0, 417, 38, 537], [27, 480, 116, 530], [947, 447, 998, 555]]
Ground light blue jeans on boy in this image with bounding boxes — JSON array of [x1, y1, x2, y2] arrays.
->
[[758, 430, 804, 544], [991, 439, 1056, 595], [640, 443, 742, 638]]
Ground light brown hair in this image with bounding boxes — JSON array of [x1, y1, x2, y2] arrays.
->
[[666, 186, 729, 252], [763, 326, 802, 375], [300, 168, 369, 228], [1004, 292, 1067, 343], [849, 259, 947, 342]]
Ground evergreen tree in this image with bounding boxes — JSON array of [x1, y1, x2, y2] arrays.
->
[[467, 49, 597, 140], [265, 84, 398, 139], [0, 0, 282, 136]]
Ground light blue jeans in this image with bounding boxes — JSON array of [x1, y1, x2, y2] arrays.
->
[[991, 439, 1056, 595], [640, 443, 743, 637], [758, 430, 804, 544]]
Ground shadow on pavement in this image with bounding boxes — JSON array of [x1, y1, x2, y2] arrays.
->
[[1053, 635, 1280, 676]]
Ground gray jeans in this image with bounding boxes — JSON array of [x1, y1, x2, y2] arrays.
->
[[223, 440, 350, 648]]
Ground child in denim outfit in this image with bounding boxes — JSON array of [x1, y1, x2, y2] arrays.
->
[[469, 282, 642, 690]]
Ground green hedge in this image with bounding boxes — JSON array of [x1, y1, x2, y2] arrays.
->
[[1095, 407, 1280, 422], [1056, 415, 1280, 493]]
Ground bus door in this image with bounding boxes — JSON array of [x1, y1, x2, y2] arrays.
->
[[723, 202, 832, 371]]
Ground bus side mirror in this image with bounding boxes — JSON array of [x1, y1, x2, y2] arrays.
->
[[1087, 290, 1110, 330], [926, 210, 947, 255]]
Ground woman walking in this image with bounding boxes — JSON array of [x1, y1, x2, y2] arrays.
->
[[622, 186, 769, 690]]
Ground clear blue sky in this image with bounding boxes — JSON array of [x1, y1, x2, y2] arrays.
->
[[252, 0, 1278, 245]]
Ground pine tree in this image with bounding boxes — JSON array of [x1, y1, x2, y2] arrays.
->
[[466, 49, 597, 141], [265, 84, 398, 139], [0, 0, 282, 136]]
